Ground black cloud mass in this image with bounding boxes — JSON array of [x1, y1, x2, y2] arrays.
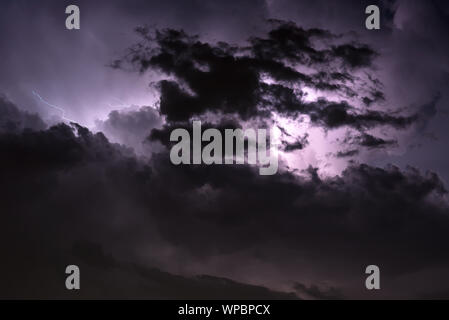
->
[[1, 0, 449, 300], [115, 21, 416, 132], [1, 94, 449, 299]]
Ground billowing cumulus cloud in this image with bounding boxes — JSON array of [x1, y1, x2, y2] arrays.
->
[[0, 95, 46, 133], [95, 105, 163, 156], [1, 99, 449, 299]]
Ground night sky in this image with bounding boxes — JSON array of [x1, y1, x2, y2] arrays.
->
[[1, 0, 449, 299]]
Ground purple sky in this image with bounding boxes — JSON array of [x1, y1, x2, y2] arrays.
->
[[1, 0, 449, 299], [1, 0, 448, 179]]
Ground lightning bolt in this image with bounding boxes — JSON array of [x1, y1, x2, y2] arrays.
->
[[32, 90, 77, 123]]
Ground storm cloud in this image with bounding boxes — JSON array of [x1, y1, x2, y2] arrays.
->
[[1, 0, 449, 300], [115, 21, 417, 136], [1, 99, 449, 298]]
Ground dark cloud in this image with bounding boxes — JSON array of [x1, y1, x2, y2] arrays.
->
[[281, 134, 309, 152], [363, 90, 385, 106], [294, 282, 344, 300], [0, 95, 46, 133], [336, 149, 359, 158], [357, 133, 397, 149], [339, 132, 397, 151], [149, 117, 242, 148], [113, 20, 420, 167], [0, 112, 293, 299], [251, 19, 375, 68], [309, 100, 417, 130], [1, 0, 449, 300], [3, 237, 296, 299], [331, 44, 377, 68], [1, 102, 449, 298], [249, 20, 334, 65]]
